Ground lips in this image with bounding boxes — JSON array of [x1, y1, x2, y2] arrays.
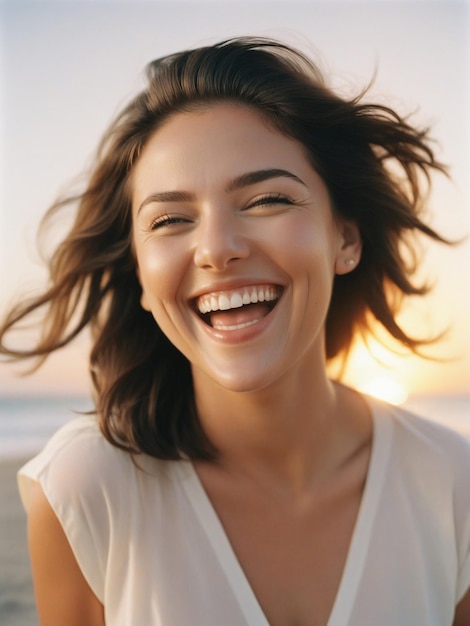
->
[[194, 284, 282, 330]]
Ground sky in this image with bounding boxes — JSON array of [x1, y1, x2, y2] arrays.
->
[[0, 0, 469, 399]]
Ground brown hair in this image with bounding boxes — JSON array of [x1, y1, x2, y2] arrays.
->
[[0, 37, 448, 459]]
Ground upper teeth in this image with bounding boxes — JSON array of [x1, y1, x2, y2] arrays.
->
[[197, 285, 279, 314]]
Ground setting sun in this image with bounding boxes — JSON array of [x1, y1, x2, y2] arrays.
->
[[357, 376, 409, 406]]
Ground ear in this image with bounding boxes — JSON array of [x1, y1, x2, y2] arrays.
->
[[334, 219, 362, 275]]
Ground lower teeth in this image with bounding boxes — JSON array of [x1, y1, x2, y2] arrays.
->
[[213, 318, 262, 331]]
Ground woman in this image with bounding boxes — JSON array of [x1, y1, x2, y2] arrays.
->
[[1, 37, 469, 625]]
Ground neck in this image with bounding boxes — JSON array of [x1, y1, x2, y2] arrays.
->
[[192, 366, 357, 494]]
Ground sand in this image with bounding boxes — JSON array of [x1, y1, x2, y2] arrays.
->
[[0, 457, 38, 626]]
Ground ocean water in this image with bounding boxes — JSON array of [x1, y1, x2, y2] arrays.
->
[[0, 393, 469, 460], [0, 395, 94, 459]]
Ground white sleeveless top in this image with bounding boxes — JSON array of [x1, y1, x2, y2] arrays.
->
[[18, 399, 470, 625]]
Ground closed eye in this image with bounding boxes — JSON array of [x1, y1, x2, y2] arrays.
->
[[150, 214, 190, 230], [245, 193, 295, 209]]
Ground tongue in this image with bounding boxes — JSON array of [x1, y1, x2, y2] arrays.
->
[[210, 303, 270, 329]]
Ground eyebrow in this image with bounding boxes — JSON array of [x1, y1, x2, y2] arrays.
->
[[137, 168, 306, 214], [226, 168, 307, 192], [137, 190, 195, 214]]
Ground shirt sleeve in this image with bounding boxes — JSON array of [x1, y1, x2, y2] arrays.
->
[[17, 417, 129, 603]]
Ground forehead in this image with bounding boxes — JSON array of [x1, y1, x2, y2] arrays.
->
[[131, 103, 313, 191]]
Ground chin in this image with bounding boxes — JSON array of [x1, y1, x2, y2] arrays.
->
[[192, 361, 284, 396]]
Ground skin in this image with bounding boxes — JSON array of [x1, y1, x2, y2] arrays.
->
[[28, 102, 470, 625], [454, 592, 470, 626]]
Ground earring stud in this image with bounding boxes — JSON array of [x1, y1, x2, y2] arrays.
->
[[345, 258, 356, 266]]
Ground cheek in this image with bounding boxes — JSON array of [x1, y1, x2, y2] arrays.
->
[[136, 241, 187, 308], [268, 219, 337, 271]]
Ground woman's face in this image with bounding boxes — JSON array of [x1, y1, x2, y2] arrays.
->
[[131, 103, 360, 394]]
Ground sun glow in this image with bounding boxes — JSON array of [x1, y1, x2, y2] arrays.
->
[[357, 376, 409, 405], [328, 333, 414, 404]]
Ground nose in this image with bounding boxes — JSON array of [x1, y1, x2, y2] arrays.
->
[[193, 212, 250, 270]]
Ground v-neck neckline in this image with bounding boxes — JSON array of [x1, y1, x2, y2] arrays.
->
[[176, 400, 393, 626]]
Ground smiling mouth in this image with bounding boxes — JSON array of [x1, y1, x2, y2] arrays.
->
[[194, 284, 282, 331]]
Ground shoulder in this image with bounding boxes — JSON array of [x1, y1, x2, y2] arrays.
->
[[367, 396, 470, 474], [18, 416, 169, 525], [368, 396, 470, 516], [387, 402, 470, 473], [18, 416, 142, 514], [372, 398, 470, 540], [18, 415, 176, 514]]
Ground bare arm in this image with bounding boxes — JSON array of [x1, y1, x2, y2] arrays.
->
[[28, 483, 105, 626], [453, 588, 470, 626]]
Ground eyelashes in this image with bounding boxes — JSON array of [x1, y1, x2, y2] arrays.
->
[[150, 214, 189, 230], [245, 193, 295, 209], [148, 193, 296, 231]]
